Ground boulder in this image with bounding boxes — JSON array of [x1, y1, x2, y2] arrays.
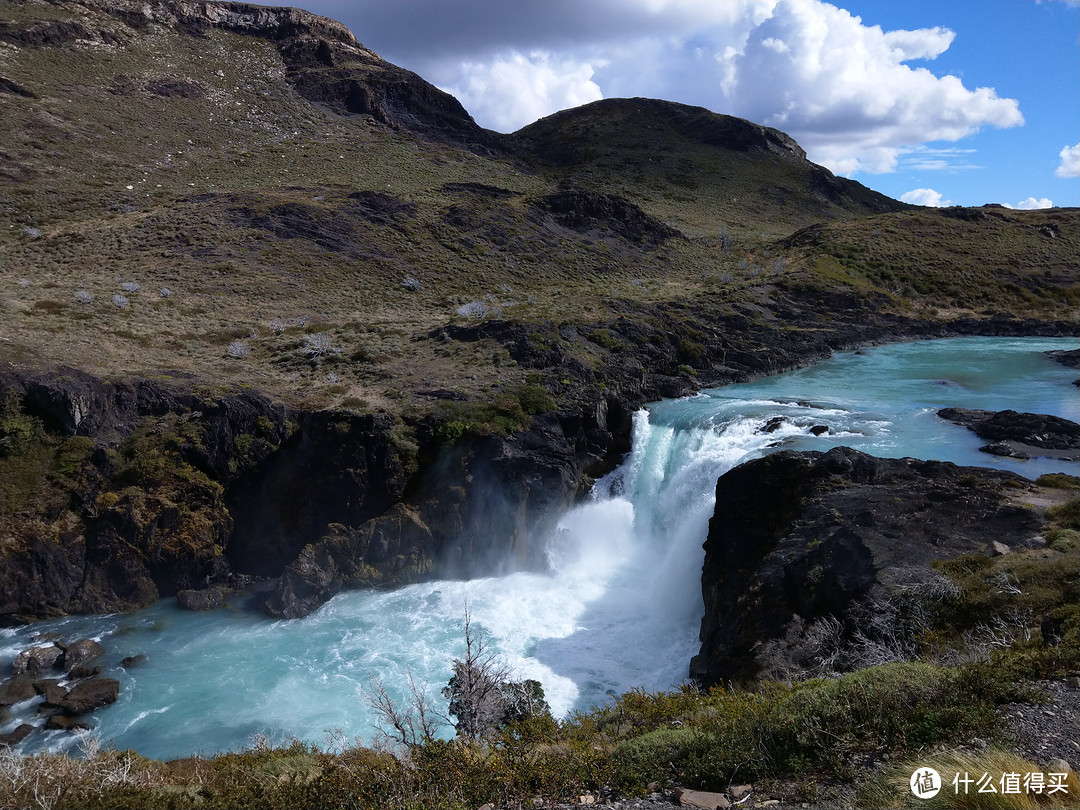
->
[[0, 674, 36, 705], [1046, 758, 1073, 775], [45, 714, 91, 732], [11, 644, 63, 676], [120, 654, 147, 668], [32, 679, 69, 707], [62, 638, 104, 672], [176, 584, 233, 611], [986, 540, 1011, 557], [675, 787, 732, 809], [0, 723, 35, 745], [68, 664, 102, 679], [59, 677, 119, 715], [727, 784, 753, 802]]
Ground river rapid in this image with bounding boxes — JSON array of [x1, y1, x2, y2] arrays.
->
[[2, 336, 1077, 760]]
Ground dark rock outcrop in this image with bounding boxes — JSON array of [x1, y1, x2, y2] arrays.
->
[[59, 677, 120, 715], [33, 679, 69, 707], [89, 0, 496, 150], [691, 447, 1047, 685], [46, 714, 91, 731], [532, 187, 682, 245], [938, 407, 1080, 460], [266, 412, 590, 618]]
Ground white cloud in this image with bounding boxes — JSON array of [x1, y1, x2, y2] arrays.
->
[[1056, 143, 1080, 178], [311, 0, 1024, 176], [1006, 197, 1054, 210], [899, 146, 981, 173], [718, 1, 1022, 174], [442, 52, 603, 133], [900, 188, 951, 207]]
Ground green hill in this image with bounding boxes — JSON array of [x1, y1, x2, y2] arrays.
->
[[4, 0, 1073, 412]]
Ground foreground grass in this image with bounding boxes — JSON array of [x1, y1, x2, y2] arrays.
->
[[4, 649, 1078, 810]]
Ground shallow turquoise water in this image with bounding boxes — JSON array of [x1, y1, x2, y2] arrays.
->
[[2, 336, 1076, 760]]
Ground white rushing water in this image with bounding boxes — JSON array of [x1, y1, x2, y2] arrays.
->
[[2, 336, 1077, 760]]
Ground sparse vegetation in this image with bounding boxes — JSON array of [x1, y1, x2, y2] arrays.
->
[[0, 3, 1077, 808], [2, 656, 1068, 809]]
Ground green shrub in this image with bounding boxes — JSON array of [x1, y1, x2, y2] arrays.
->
[[516, 383, 556, 415], [588, 328, 624, 351], [1035, 473, 1080, 490], [1047, 528, 1079, 552], [1047, 497, 1080, 530]]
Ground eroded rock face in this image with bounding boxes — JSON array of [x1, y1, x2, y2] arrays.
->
[[265, 414, 589, 618], [691, 447, 1046, 685]]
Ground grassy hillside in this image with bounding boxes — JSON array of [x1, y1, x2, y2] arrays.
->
[[3, 0, 1075, 417]]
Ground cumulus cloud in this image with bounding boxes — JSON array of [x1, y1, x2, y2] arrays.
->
[[900, 188, 951, 207], [1006, 197, 1054, 210], [312, 0, 1023, 176], [443, 52, 603, 133], [717, 1, 1022, 173], [1056, 143, 1080, 178]]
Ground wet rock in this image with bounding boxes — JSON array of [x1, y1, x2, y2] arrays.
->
[[11, 644, 63, 677], [68, 664, 103, 679], [45, 714, 91, 732], [62, 638, 104, 672], [809, 425, 829, 436], [59, 677, 119, 715], [1045, 349, 1079, 369], [176, 584, 233, 611], [0, 674, 36, 705], [0, 723, 35, 745], [120, 654, 147, 668], [32, 679, 69, 707]]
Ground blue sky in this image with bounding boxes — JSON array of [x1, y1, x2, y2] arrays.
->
[[303, 0, 1079, 208]]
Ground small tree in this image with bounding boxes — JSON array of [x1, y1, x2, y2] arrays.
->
[[443, 605, 511, 741], [361, 670, 444, 750], [364, 605, 552, 749]]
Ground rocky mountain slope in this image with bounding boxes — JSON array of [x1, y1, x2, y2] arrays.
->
[[1, 0, 1078, 623]]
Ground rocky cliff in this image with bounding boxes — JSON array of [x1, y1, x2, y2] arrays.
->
[[0, 364, 628, 621], [690, 447, 1061, 685], [2, 0, 496, 150]]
